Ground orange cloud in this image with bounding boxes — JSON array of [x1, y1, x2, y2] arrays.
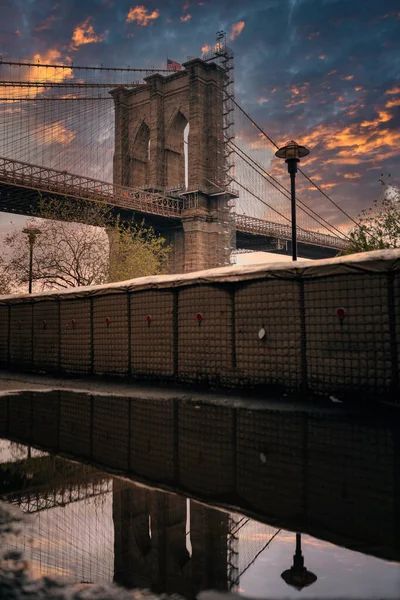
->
[[230, 21, 245, 41], [341, 74, 354, 80], [5, 49, 73, 100], [361, 110, 392, 127], [285, 82, 309, 108], [35, 121, 76, 146], [32, 49, 73, 78], [344, 102, 362, 117], [386, 86, 400, 95], [343, 173, 361, 179], [257, 97, 269, 104], [34, 14, 57, 31], [201, 43, 211, 55], [70, 17, 107, 49], [300, 106, 400, 167], [386, 98, 400, 108], [354, 86, 363, 92], [331, 157, 364, 165], [15, 29, 22, 37], [181, 13, 191, 21], [319, 54, 326, 60], [126, 5, 160, 25]]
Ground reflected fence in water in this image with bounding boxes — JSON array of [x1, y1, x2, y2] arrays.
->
[[0, 390, 399, 565]]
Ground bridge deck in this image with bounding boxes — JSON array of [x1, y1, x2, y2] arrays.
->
[[0, 157, 347, 252]]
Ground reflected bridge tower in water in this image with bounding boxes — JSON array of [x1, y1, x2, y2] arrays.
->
[[112, 479, 236, 595]]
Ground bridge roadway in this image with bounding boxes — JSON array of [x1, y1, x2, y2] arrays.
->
[[0, 157, 346, 259], [0, 454, 112, 513]]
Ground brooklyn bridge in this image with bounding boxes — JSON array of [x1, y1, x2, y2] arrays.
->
[[0, 39, 351, 272]]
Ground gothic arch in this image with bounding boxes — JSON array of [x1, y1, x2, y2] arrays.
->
[[165, 110, 189, 190], [130, 120, 150, 187]]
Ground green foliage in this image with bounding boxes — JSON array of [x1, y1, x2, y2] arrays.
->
[[342, 178, 400, 254], [2, 197, 171, 291], [108, 218, 170, 282]]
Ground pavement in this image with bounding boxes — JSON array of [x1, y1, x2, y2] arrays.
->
[[0, 369, 363, 416]]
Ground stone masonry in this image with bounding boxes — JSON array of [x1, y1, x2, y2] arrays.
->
[[111, 58, 234, 273]]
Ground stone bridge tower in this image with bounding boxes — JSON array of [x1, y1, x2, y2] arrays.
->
[[111, 58, 235, 273]]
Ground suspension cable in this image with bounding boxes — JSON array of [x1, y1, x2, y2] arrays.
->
[[0, 60, 171, 73], [232, 98, 362, 229], [231, 141, 350, 240]]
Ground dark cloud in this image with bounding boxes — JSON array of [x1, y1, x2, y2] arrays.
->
[[0, 0, 399, 228]]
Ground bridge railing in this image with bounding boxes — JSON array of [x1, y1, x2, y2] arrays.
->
[[0, 157, 184, 218], [6, 479, 113, 513], [235, 214, 348, 250], [0, 157, 347, 250]]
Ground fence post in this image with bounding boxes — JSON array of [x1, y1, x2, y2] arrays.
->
[[387, 272, 398, 397], [7, 304, 10, 369], [90, 296, 94, 375], [127, 291, 132, 377], [230, 284, 237, 371], [58, 298, 62, 374], [173, 289, 179, 377], [298, 277, 308, 394]]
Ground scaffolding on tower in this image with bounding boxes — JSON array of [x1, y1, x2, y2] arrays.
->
[[203, 32, 237, 265]]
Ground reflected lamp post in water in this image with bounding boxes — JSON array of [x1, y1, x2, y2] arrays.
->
[[281, 532, 317, 591], [275, 141, 310, 261], [22, 227, 41, 294]]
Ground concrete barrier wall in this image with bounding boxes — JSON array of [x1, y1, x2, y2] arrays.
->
[[1, 250, 399, 402]]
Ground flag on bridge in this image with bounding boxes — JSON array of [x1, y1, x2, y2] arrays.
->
[[167, 59, 182, 71]]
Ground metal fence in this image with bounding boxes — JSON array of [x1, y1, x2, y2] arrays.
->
[[0, 250, 399, 402]]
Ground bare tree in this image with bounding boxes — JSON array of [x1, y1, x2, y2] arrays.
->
[[3, 197, 170, 291], [0, 255, 13, 295]]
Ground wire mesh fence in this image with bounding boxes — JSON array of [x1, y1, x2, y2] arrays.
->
[[0, 252, 399, 402], [1, 389, 399, 566]]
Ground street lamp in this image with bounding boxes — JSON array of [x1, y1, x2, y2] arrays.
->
[[275, 141, 310, 261], [22, 226, 41, 294], [281, 532, 317, 591]]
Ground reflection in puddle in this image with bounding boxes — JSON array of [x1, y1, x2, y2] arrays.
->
[[0, 390, 399, 598]]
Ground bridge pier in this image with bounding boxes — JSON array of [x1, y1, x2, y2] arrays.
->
[[180, 208, 232, 273]]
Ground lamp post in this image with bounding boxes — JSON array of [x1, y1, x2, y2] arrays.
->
[[281, 532, 317, 591], [22, 227, 41, 294], [275, 141, 310, 261]]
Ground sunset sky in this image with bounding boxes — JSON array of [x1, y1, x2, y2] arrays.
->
[[0, 0, 399, 236]]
